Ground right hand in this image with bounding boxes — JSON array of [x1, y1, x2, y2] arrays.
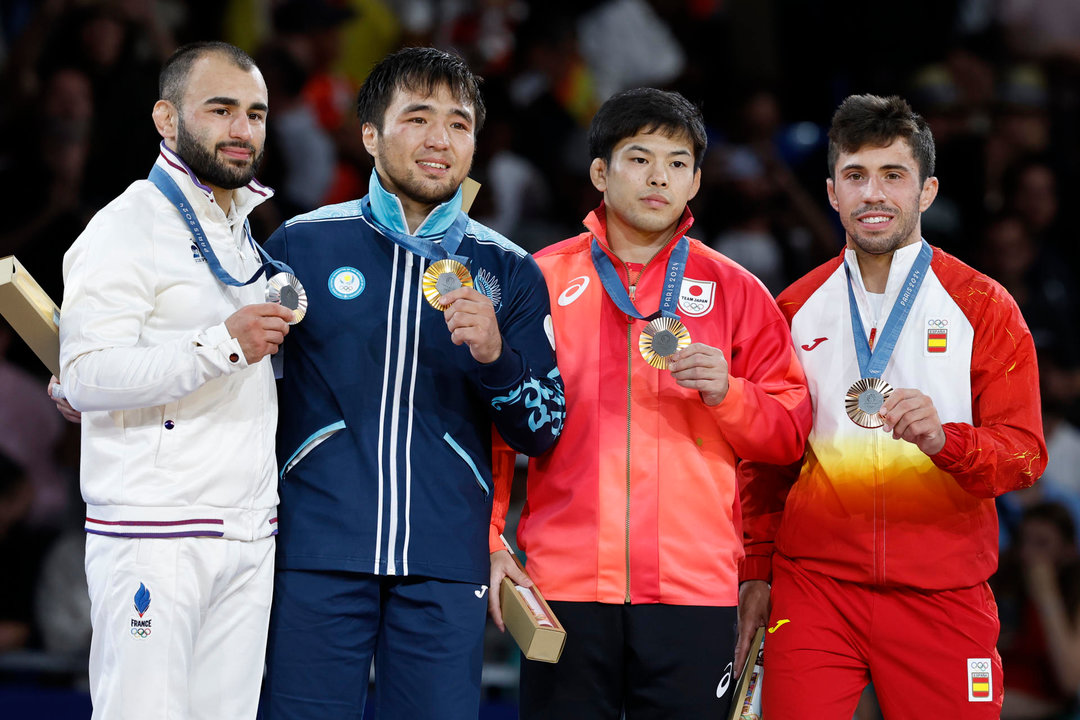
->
[[224, 303, 294, 364], [489, 549, 533, 632], [47, 375, 81, 424]]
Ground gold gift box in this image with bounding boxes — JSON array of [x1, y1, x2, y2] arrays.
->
[[0, 256, 60, 376], [499, 549, 566, 663]]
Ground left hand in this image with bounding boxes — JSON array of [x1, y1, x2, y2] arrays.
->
[[47, 375, 81, 424], [667, 343, 729, 406], [878, 387, 945, 456], [441, 287, 503, 364], [734, 580, 769, 679]]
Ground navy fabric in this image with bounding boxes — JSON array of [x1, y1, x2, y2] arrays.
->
[[262, 569, 487, 720], [263, 197, 564, 585]]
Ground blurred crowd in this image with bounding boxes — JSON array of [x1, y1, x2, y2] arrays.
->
[[0, 0, 1078, 717]]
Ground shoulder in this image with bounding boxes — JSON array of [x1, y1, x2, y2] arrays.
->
[[284, 200, 366, 229], [776, 253, 845, 322], [534, 233, 591, 261], [464, 218, 527, 259], [930, 245, 1023, 326], [73, 180, 171, 251]]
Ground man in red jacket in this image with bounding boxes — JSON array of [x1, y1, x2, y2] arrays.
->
[[744, 94, 1047, 719], [489, 87, 812, 719]]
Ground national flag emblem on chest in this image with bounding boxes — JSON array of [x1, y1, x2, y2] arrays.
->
[[927, 318, 948, 353], [678, 279, 715, 317]]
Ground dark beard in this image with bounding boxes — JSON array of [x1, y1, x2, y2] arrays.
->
[[176, 119, 263, 190]]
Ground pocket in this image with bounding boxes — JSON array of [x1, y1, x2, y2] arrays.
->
[[281, 421, 347, 477], [442, 432, 490, 497]]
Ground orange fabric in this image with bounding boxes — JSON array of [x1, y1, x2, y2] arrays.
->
[[492, 206, 810, 606], [742, 247, 1047, 589]]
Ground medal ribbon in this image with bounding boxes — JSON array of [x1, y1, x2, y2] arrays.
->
[[846, 240, 932, 379], [590, 235, 689, 321], [149, 165, 293, 286], [360, 196, 470, 268]]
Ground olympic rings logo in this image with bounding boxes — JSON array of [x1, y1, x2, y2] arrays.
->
[[927, 319, 948, 328], [970, 661, 989, 670], [131, 628, 152, 639]]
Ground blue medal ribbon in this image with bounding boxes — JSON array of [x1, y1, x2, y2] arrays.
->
[[845, 240, 933, 379], [589, 235, 689, 321], [360, 196, 470, 268], [148, 165, 293, 286]]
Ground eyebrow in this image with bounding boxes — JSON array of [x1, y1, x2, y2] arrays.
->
[[840, 162, 911, 173], [203, 97, 268, 113], [625, 144, 692, 158], [401, 103, 473, 123]]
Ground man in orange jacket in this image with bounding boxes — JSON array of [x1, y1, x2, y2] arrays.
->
[[489, 87, 812, 719], [744, 94, 1047, 719]]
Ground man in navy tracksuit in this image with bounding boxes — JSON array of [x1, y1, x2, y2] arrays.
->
[[261, 48, 565, 719]]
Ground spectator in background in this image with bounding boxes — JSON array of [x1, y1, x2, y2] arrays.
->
[[0, 451, 58, 652], [994, 502, 1080, 720]]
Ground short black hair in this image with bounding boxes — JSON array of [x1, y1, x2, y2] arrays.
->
[[356, 46, 485, 135], [159, 41, 258, 109], [588, 88, 707, 170], [827, 94, 936, 183]]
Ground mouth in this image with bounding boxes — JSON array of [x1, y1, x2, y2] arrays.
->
[[417, 160, 451, 175], [218, 144, 254, 162], [854, 209, 896, 229], [641, 194, 669, 209]]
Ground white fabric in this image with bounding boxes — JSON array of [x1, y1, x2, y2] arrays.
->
[[85, 534, 274, 720], [59, 151, 279, 540]]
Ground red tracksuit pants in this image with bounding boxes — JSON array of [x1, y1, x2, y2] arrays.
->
[[763, 552, 1003, 719]]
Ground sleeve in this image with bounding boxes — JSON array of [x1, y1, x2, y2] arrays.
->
[[474, 253, 565, 457], [59, 206, 248, 412], [707, 285, 812, 466], [489, 428, 517, 553], [737, 457, 801, 583], [930, 285, 1047, 497]]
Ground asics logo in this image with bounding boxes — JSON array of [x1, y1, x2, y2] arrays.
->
[[801, 337, 827, 351], [475, 585, 489, 599], [558, 276, 590, 306]]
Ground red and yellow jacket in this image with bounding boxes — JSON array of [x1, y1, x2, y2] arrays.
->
[[491, 205, 811, 606], [741, 243, 1047, 590]]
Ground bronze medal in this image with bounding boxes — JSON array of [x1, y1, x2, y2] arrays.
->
[[845, 377, 893, 428], [639, 317, 691, 369]]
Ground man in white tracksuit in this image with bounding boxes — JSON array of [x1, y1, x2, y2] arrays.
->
[[58, 42, 293, 719]]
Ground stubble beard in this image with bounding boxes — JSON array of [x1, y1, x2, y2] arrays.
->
[[377, 135, 469, 209], [845, 204, 921, 256], [176, 117, 263, 190]]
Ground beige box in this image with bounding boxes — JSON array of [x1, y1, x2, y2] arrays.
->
[[0, 256, 60, 376], [500, 575, 566, 663]]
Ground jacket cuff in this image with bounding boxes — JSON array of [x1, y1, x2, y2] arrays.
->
[[929, 422, 967, 470], [489, 524, 507, 554], [739, 552, 773, 584], [478, 340, 524, 390], [707, 376, 746, 419], [196, 322, 248, 371]]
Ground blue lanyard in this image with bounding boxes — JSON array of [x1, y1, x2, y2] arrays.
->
[[148, 165, 292, 286], [360, 196, 470, 267], [589, 235, 689, 321], [845, 240, 932, 379]]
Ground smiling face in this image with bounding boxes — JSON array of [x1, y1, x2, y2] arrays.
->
[[156, 53, 268, 193], [362, 82, 475, 228], [826, 138, 938, 257], [591, 129, 701, 250]]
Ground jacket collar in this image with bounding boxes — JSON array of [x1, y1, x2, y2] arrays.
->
[[154, 141, 273, 226], [583, 202, 695, 264], [366, 168, 463, 238]]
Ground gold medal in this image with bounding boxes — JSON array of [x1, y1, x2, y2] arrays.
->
[[266, 272, 308, 325], [639, 317, 691, 369], [422, 259, 473, 310], [845, 378, 893, 428]]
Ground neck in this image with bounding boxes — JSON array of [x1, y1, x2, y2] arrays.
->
[[854, 249, 893, 293], [210, 186, 234, 215], [400, 197, 435, 235], [605, 212, 680, 265]]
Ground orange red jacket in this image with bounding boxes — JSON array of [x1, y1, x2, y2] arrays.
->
[[491, 205, 811, 606], [741, 243, 1047, 589]]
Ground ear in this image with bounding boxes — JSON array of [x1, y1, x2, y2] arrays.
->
[[361, 122, 379, 159], [919, 176, 939, 212], [826, 178, 839, 212], [687, 167, 702, 202], [589, 157, 608, 193], [153, 100, 178, 143]]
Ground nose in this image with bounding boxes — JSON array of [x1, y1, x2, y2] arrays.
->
[[425, 123, 450, 150], [862, 175, 887, 203], [230, 114, 254, 141], [648, 166, 668, 188]]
